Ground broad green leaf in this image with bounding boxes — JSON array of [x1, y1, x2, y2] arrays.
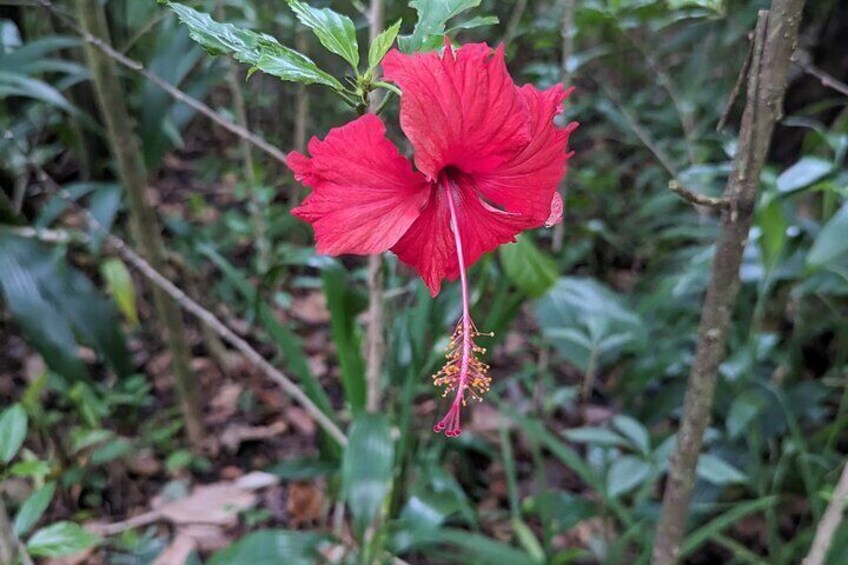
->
[[399, 528, 533, 565], [726, 389, 767, 440], [0, 403, 28, 463], [563, 426, 627, 448], [286, 0, 359, 68], [612, 415, 651, 455], [10, 460, 51, 479], [696, 454, 748, 485], [208, 530, 326, 565], [369, 19, 402, 69], [757, 198, 786, 268], [0, 233, 88, 381], [606, 456, 651, 497], [499, 234, 559, 298], [808, 202, 848, 268], [167, 3, 344, 90], [535, 277, 643, 373], [398, 0, 496, 53], [0, 231, 132, 379], [322, 264, 367, 412], [27, 522, 101, 557], [776, 156, 833, 194], [100, 258, 139, 327], [342, 414, 394, 540], [13, 483, 56, 536]]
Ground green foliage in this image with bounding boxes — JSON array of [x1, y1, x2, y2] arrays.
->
[[0, 403, 28, 464], [500, 234, 559, 297], [285, 0, 359, 68], [208, 530, 326, 565], [13, 483, 57, 537], [26, 521, 101, 558], [167, 3, 344, 91], [342, 414, 394, 541], [398, 0, 498, 52], [369, 19, 403, 70]]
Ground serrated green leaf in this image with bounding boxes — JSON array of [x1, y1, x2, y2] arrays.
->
[[13, 483, 56, 536], [369, 19, 402, 69], [286, 0, 359, 68], [100, 258, 139, 327], [398, 0, 496, 53], [168, 3, 343, 90], [0, 403, 28, 463], [27, 522, 101, 558], [342, 414, 394, 540], [500, 234, 559, 298]]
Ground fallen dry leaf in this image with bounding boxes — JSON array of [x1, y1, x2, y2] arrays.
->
[[291, 292, 330, 324], [287, 481, 326, 525], [286, 407, 317, 437], [220, 421, 288, 453], [208, 382, 244, 425]]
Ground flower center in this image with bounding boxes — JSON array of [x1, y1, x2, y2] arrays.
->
[[432, 176, 492, 438]]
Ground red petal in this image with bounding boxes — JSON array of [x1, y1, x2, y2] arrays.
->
[[474, 84, 577, 225], [382, 43, 531, 181], [391, 174, 532, 296], [289, 114, 429, 256]]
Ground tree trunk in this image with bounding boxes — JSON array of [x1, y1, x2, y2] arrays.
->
[[74, 0, 205, 445], [651, 1, 805, 563]]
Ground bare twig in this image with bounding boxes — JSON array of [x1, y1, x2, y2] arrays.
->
[[717, 28, 755, 131], [804, 460, 848, 565], [40, 0, 289, 167], [600, 83, 681, 180], [552, 0, 575, 253], [792, 50, 848, 97], [621, 29, 698, 164], [668, 180, 729, 210], [652, 2, 805, 562], [500, 0, 528, 49], [365, 0, 385, 414]]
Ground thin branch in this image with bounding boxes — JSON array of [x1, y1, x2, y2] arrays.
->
[[668, 180, 729, 210], [39, 0, 289, 167], [792, 50, 848, 97], [500, 0, 528, 49], [365, 0, 385, 414], [600, 82, 681, 179], [620, 28, 698, 164], [552, 0, 575, 253], [805, 460, 848, 565], [652, 2, 805, 562], [16, 165, 348, 447], [718, 27, 756, 131]]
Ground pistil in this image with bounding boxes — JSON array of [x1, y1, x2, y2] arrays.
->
[[433, 181, 492, 437]]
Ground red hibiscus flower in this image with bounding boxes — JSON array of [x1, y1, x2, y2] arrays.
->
[[288, 40, 576, 437]]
